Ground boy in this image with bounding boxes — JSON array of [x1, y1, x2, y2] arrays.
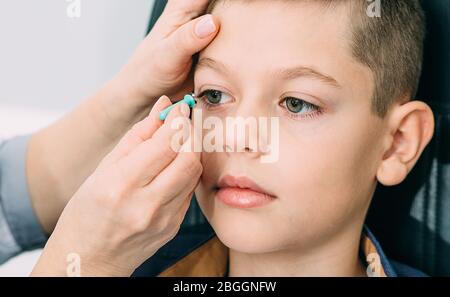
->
[[146, 0, 434, 277]]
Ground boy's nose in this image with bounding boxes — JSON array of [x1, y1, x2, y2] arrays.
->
[[221, 95, 273, 159], [222, 122, 269, 160], [223, 142, 262, 159]]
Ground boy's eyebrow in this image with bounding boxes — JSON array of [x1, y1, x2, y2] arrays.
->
[[197, 57, 341, 88], [277, 66, 341, 88]]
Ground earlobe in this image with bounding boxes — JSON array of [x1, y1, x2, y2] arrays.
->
[[376, 101, 435, 186], [377, 157, 408, 186]]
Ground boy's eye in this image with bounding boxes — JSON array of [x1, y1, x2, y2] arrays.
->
[[282, 97, 319, 115], [198, 89, 232, 106]]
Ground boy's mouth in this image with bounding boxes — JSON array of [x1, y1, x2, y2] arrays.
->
[[214, 175, 277, 209]]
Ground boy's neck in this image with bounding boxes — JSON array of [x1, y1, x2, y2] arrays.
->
[[228, 226, 367, 277]]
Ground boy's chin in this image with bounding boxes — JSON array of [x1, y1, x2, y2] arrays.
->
[[211, 217, 284, 254], [216, 228, 283, 254]]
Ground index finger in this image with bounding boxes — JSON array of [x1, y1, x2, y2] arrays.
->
[[104, 95, 172, 163]]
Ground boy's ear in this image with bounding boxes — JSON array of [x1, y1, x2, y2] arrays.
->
[[377, 100, 435, 186]]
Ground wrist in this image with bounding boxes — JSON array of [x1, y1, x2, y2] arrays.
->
[[31, 237, 134, 277]]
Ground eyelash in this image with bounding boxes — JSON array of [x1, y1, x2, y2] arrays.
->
[[197, 89, 323, 120]]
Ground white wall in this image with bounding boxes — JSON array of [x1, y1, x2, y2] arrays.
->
[[0, 0, 155, 276]]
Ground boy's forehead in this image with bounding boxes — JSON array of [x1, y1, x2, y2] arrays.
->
[[209, 0, 352, 37], [202, 0, 354, 75]]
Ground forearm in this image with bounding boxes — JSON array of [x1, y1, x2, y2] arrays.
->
[[27, 80, 154, 235]]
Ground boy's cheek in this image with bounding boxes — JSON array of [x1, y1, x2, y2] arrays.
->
[[275, 128, 378, 205]]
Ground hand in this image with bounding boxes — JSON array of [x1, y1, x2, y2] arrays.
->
[[110, 0, 220, 110], [31, 96, 202, 276]]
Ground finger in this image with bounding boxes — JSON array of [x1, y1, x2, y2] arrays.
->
[[103, 96, 172, 164], [174, 191, 194, 223], [151, 0, 211, 39], [129, 95, 172, 141], [118, 102, 192, 186], [158, 14, 219, 69], [143, 146, 202, 207]]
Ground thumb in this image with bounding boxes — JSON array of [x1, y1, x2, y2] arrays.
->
[[162, 14, 220, 66]]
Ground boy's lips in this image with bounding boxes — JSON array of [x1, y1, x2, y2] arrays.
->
[[215, 175, 277, 209]]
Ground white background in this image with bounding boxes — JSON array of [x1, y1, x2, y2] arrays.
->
[[0, 0, 155, 276]]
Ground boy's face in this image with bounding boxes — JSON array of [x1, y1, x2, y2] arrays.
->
[[193, 1, 388, 253]]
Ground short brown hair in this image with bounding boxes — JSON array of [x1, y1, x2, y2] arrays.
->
[[206, 0, 426, 117]]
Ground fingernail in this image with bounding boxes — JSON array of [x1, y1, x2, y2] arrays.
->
[[195, 15, 216, 39], [180, 103, 190, 118]]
